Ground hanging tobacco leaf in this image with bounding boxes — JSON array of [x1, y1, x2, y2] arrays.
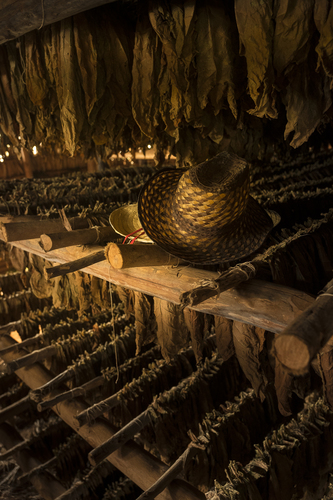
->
[[196, 1, 237, 118], [153, 297, 190, 361], [56, 18, 86, 155], [133, 291, 155, 355], [132, 13, 162, 139], [234, 0, 277, 118], [232, 321, 268, 400], [214, 315, 235, 362], [25, 31, 48, 108], [183, 308, 205, 364]]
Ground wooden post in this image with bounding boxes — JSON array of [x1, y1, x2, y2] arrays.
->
[[0, 335, 206, 500], [1, 216, 90, 242], [40, 226, 118, 252], [106, 243, 182, 269], [45, 251, 106, 279], [274, 279, 333, 375]]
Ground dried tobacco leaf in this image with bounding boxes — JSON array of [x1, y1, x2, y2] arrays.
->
[[6, 40, 33, 141], [214, 315, 235, 362], [25, 31, 48, 108], [196, 1, 237, 118], [273, 0, 315, 76], [154, 297, 189, 361], [283, 62, 332, 148], [232, 321, 268, 400], [56, 18, 86, 155], [317, 336, 333, 409], [132, 13, 162, 138], [183, 308, 205, 364], [133, 291, 155, 355], [274, 357, 293, 416], [234, 0, 277, 118]]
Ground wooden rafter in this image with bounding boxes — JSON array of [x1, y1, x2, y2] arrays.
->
[[0, 0, 118, 45]]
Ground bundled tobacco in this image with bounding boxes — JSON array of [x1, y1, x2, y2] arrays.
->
[[185, 388, 280, 492], [0, 381, 29, 409], [101, 477, 142, 500], [0, 289, 51, 326], [0, 271, 28, 295], [206, 394, 333, 500], [15, 306, 79, 341], [139, 354, 247, 464], [30, 324, 137, 402]]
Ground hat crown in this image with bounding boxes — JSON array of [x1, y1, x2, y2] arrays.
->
[[172, 152, 250, 229]]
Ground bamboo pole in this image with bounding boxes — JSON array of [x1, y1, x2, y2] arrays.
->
[[40, 226, 118, 252], [0, 422, 66, 500], [44, 251, 106, 279], [274, 278, 333, 375], [1, 216, 90, 242], [0, 335, 205, 500], [106, 243, 182, 269]]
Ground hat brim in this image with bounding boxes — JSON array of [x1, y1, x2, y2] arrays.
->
[[138, 169, 274, 264], [110, 204, 153, 243]]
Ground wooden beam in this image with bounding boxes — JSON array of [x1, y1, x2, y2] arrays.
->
[[0, 0, 118, 45], [9, 239, 314, 333], [0, 335, 205, 500]]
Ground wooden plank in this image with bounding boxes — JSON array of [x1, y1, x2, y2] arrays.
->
[[9, 239, 314, 333], [0, 335, 205, 500], [0, 0, 118, 45]]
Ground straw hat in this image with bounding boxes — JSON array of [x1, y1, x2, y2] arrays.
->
[[110, 204, 153, 243], [136, 152, 277, 264]]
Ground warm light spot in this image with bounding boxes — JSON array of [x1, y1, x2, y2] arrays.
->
[[5, 151, 9, 157], [0, 158, 4, 163], [32, 146, 38, 155], [10, 331, 22, 343], [147, 144, 152, 149], [25, 267, 29, 272], [6, 144, 10, 148], [18, 136, 21, 140]]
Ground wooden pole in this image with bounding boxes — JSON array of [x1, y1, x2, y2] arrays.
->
[[0, 335, 205, 500], [0, 422, 66, 500], [37, 376, 104, 411], [274, 278, 333, 375], [8, 238, 315, 333], [0, 0, 119, 45], [106, 243, 182, 269], [1, 216, 90, 242], [75, 389, 122, 427], [45, 251, 106, 279], [0, 395, 32, 424], [40, 226, 118, 252], [4, 345, 58, 373], [89, 409, 151, 466], [136, 445, 204, 500]]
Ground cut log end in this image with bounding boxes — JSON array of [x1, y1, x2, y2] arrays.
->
[[274, 335, 311, 374]]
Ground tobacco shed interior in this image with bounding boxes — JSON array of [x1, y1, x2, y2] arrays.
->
[[0, 1, 333, 499]]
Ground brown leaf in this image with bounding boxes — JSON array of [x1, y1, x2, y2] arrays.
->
[[134, 291, 155, 355], [214, 315, 235, 362], [184, 308, 205, 364], [154, 297, 189, 361]]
